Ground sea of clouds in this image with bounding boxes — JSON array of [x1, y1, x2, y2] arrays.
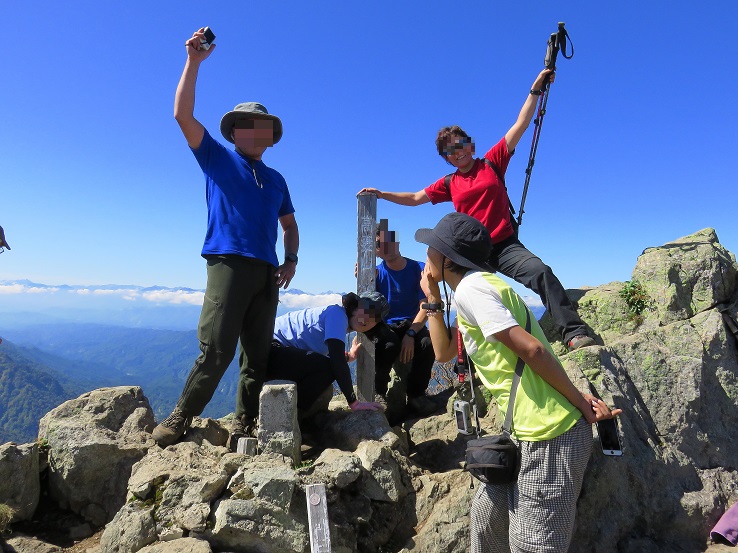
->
[[0, 280, 544, 330]]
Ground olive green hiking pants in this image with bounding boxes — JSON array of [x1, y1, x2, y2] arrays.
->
[[176, 255, 279, 420]]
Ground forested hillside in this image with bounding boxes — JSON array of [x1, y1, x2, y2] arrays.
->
[[0, 324, 242, 443], [0, 340, 78, 443]]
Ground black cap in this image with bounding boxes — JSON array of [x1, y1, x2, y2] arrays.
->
[[415, 213, 495, 273]]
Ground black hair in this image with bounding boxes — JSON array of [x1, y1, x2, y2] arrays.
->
[[444, 257, 473, 276], [342, 293, 360, 317]]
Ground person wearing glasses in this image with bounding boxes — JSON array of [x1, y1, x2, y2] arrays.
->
[[359, 69, 594, 352]]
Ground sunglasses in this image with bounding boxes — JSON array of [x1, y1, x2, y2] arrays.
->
[[443, 137, 471, 157]]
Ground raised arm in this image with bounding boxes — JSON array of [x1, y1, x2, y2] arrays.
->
[[174, 28, 215, 149], [419, 266, 457, 363], [504, 69, 555, 153], [357, 188, 431, 206]]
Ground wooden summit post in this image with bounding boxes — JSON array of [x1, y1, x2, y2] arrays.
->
[[356, 193, 377, 401]]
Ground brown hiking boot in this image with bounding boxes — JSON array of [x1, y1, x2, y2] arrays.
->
[[229, 414, 257, 451], [568, 335, 596, 352], [152, 408, 192, 447]]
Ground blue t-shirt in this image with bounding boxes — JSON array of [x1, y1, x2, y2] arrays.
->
[[272, 305, 348, 356], [376, 258, 425, 324], [192, 130, 295, 267]]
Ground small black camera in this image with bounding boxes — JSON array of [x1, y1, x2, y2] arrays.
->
[[200, 27, 216, 51]]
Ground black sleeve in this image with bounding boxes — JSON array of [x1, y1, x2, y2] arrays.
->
[[325, 338, 357, 405]]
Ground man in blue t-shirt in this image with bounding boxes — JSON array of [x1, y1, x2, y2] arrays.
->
[[370, 226, 437, 417], [153, 28, 300, 449]]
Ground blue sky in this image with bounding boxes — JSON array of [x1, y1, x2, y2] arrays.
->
[[1, 1, 736, 301]]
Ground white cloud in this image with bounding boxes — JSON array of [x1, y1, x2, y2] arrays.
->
[[0, 284, 30, 294], [279, 292, 342, 310], [521, 295, 544, 310], [141, 289, 204, 306], [0, 283, 60, 295], [90, 289, 129, 296]]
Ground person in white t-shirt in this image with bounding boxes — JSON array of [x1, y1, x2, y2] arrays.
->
[[414, 212, 621, 553]]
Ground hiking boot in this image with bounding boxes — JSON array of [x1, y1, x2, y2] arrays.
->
[[152, 408, 192, 448], [374, 393, 388, 410], [407, 395, 439, 417], [229, 414, 257, 451], [568, 334, 595, 352]]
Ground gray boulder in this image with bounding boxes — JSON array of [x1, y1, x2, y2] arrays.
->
[[543, 228, 738, 552], [126, 442, 233, 537], [100, 501, 157, 553], [37, 386, 155, 526], [0, 442, 39, 522], [138, 538, 213, 552]]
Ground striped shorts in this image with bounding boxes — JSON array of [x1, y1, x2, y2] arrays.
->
[[470, 418, 592, 553]]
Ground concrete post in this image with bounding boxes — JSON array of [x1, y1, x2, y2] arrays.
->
[[257, 380, 301, 464]]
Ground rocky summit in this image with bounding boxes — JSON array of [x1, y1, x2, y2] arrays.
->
[[1, 228, 737, 553]]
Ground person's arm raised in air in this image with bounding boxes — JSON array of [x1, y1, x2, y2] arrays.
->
[[174, 28, 215, 150], [357, 187, 431, 206], [419, 266, 459, 364], [504, 68, 555, 153]]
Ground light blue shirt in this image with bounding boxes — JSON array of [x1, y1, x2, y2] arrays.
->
[[272, 305, 348, 355]]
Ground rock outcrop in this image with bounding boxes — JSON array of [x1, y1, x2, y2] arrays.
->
[[37, 386, 156, 527], [0, 442, 39, 522], [1, 228, 737, 553]]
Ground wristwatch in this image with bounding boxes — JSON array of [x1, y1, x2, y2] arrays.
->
[[285, 253, 298, 264], [406, 328, 417, 338]]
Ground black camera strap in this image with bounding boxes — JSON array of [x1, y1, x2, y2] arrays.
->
[[464, 308, 532, 439]]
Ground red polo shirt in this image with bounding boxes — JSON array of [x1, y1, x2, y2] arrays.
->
[[424, 137, 514, 244]]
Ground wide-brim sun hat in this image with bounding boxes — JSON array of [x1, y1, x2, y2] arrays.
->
[[220, 102, 283, 144], [415, 212, 496, 273]]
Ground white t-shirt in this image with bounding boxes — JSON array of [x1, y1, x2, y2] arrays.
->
[[455, 271, 580, 441]]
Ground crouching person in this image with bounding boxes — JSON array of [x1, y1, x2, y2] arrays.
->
[[415, 212, 621, 553], [266, 292, 389, 415]]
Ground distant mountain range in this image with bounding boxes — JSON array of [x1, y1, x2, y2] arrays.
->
[[0, 279, 545, 444]]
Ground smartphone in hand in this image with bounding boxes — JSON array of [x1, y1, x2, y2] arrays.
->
[[596, 418, 623, 456]]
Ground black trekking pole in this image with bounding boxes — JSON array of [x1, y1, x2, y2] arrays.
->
[[516, 22, 574, 228]]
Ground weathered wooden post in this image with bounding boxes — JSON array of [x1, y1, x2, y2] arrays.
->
[[306, 483, 331, 552], [356, 193, 377, 401]]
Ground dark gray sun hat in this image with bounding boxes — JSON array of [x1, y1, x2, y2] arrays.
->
[[220, 102, 283, 144], [415, 213, 496, 273]]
